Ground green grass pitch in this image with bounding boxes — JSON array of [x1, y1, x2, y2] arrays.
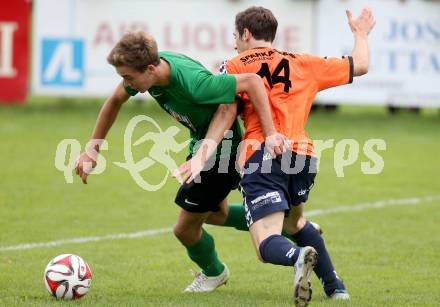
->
[[0, 98, 439, 306]]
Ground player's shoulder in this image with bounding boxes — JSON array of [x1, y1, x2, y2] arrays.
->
[[159, 50, 183, 61], [160, 51, 205, 68], [277, 51, 323, 67], [229, 48, 274, 63], [273, 50, 313, 61], [224, 51, 249, 67], [224, 49, 270, 73], [160, 50, 190, 60], [228, 48, 310, 64], [221, 53, 243, 74]]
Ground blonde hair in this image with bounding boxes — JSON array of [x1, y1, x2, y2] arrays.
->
[[107, 32, 160, 72]]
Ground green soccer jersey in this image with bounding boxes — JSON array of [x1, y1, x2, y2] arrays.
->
[[124, 51, 243, 158]]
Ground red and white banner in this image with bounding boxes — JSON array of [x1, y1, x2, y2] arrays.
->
[[0, 0, 31, 103]]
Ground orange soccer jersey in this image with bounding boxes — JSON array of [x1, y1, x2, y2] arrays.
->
[[225, 47, 353, 161]]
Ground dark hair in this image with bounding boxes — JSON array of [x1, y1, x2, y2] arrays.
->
[[107, 32, 160, 72], [235, 6, 278, 42]]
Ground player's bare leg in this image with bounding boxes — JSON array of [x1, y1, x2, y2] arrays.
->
[[174, 209, 229, 292], [283, 204, 306, 234], [249, 211, 284, 260], [174, 209, 209, 245], [205, 198, 229, 226], [205, 199, 249, 231]]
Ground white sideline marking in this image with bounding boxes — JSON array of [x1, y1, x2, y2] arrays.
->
[[0, 228, 172, 252], [306, 195, 440, 217], [1, 195, 439, 252]]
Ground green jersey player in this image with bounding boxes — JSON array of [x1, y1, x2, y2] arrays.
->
[[75, 31, 286, 292]]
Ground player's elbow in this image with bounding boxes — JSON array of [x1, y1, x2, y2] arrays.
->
[[353, 61, 369, 77], [247, 73, 264, 87], [236, 73, 264, 93], [355, 66, 368, 76], [217, 103, 238, 119]]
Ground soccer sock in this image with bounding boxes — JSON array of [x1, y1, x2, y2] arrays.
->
[[186, 228, 225, 277], [282, 229, 296, 242], [259, 234, 300, 266], [290, 221, 343, 296], [223, 203, 248, 231]]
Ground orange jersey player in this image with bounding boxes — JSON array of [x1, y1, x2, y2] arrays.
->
[[226, 50, 353, 161], [221, 6, 375, 306]]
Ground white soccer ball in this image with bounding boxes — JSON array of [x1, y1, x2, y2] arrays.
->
[[43, 254, 92, 300]]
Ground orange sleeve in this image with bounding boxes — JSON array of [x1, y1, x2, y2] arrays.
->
[[305, 55, 353, 91]]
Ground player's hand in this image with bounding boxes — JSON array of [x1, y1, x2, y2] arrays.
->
[[265, 132, 289, 158], [172, 160, 191, 184], [75, 152, 97, 184], [172, 154, 205, 184], [346, 7, 376, 36]]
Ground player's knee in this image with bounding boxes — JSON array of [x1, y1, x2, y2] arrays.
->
[[173, 224, 201, 245], [283, 215, 306, 235], [173, 225, 191, 243], [173, 224, 185, 241], [205, 210, 228, 226]]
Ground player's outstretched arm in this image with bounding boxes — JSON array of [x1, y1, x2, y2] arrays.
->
[[173, 103, 238, 184], [346, 7, 376, 76], [75, 82, 130, 184], [234, 73, 287, 157]]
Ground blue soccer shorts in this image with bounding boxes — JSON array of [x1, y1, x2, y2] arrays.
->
[[239, 144, 317, 227]]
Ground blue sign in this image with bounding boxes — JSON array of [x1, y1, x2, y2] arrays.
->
[[41, 39, 84, 87]]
